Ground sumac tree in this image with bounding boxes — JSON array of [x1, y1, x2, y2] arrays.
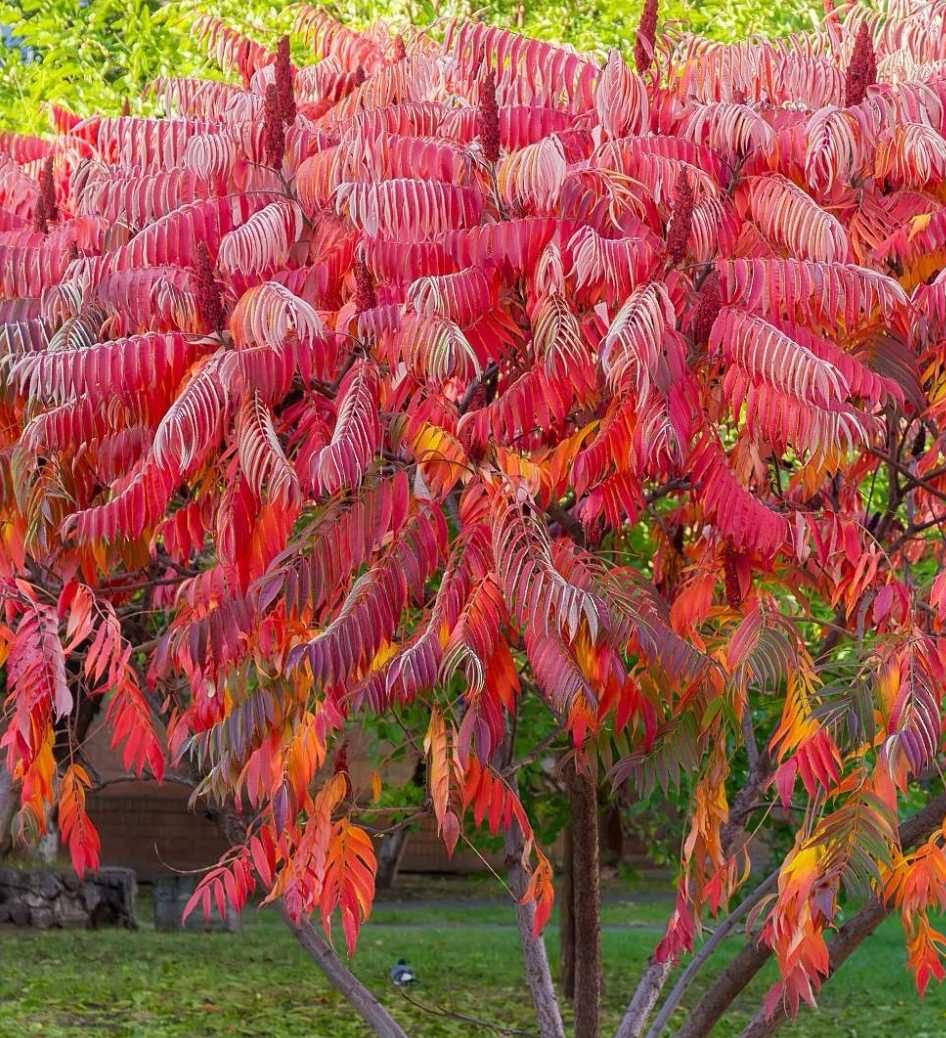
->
[[3, 4, 946, 1038]]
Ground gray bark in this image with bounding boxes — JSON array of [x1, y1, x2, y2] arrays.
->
[[505, 823, 567, 1038], [671, 937, 771, 1038], [282, 903, 410, 1038], [615, 755, 772, 1038], [614, 960, 673, 1038], [641, 872, 777, 1038]]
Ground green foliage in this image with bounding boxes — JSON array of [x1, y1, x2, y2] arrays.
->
[[0, 0, 287, 133], [0, 0, 822, 133]]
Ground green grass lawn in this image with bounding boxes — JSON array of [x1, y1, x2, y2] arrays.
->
[[1, 877, 944, 1038]]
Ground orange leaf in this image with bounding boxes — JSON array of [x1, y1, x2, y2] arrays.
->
[[59, 764, 100, 877], [320, 820, 377, 956]]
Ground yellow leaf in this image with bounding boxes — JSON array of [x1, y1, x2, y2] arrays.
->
[[412, 423, 468, 495], [908, 212, 933, 240]]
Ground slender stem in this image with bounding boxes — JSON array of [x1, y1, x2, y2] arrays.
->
[[398, 987, 534, 1037], [867, 447, 946, 505], [642, 871, 777, 1038]]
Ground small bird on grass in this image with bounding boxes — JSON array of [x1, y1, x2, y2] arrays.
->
[[389, 958, 417, 986]]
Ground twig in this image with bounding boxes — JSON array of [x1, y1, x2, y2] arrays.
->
[[867, 447, 946, 505], [398, 987, 536, 1037], [645, 479, 691, 504], [545, 501, 585, 545]]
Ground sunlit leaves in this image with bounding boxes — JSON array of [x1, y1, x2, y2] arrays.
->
[[335, 179, 482, 238], [738, 174, 850, 262], [218, 201, 304, 277], [710, 307, 849, 407], [320, 820, 377, 956], [595, 50, 649, 140]]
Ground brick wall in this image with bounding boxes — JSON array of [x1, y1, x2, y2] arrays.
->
[[86, 782, 230, 880]]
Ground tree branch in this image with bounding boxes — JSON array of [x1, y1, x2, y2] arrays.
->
[[281, 904, 410, 1038], [505, 821, 566, 1038], [642, 871, 778, 1038], [614, 960, 673, 1038]]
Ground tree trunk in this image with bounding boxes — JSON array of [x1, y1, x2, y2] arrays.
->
[[282, 904, 410, 1038], [642, 872, 777, 1038], [614, 960, 672, 1038], [560, 818, 576, 1000], [376, 827, 409, 891], [615, 753, 773, 1038], [671, 938, 771, 1038], [36, 814, 59, 864], [570, 761, 601, 1038], [0, 763, 17, 858], [506, 823, 567, 1038]]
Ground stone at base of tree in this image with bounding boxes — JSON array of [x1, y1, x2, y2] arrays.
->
[[152, 874, 242, 932], [0, 866, 137, 929]]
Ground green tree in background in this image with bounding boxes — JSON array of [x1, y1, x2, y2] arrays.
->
[[0, 0, 822, 133]]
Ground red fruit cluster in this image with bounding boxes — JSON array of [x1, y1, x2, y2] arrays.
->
[[477, 69, 500, 164], [275, 35, 296, 125], [635, 0, 659, 74], [263, 83, 285, 169], [194, 240, 224, 334], [692, 273, 721, 345], [32, 155, 57, 234], [845, 22, 877, 106], [666, 171, 694, 266], [353, 252, 378, 313], [722, 548, 743, 608]]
